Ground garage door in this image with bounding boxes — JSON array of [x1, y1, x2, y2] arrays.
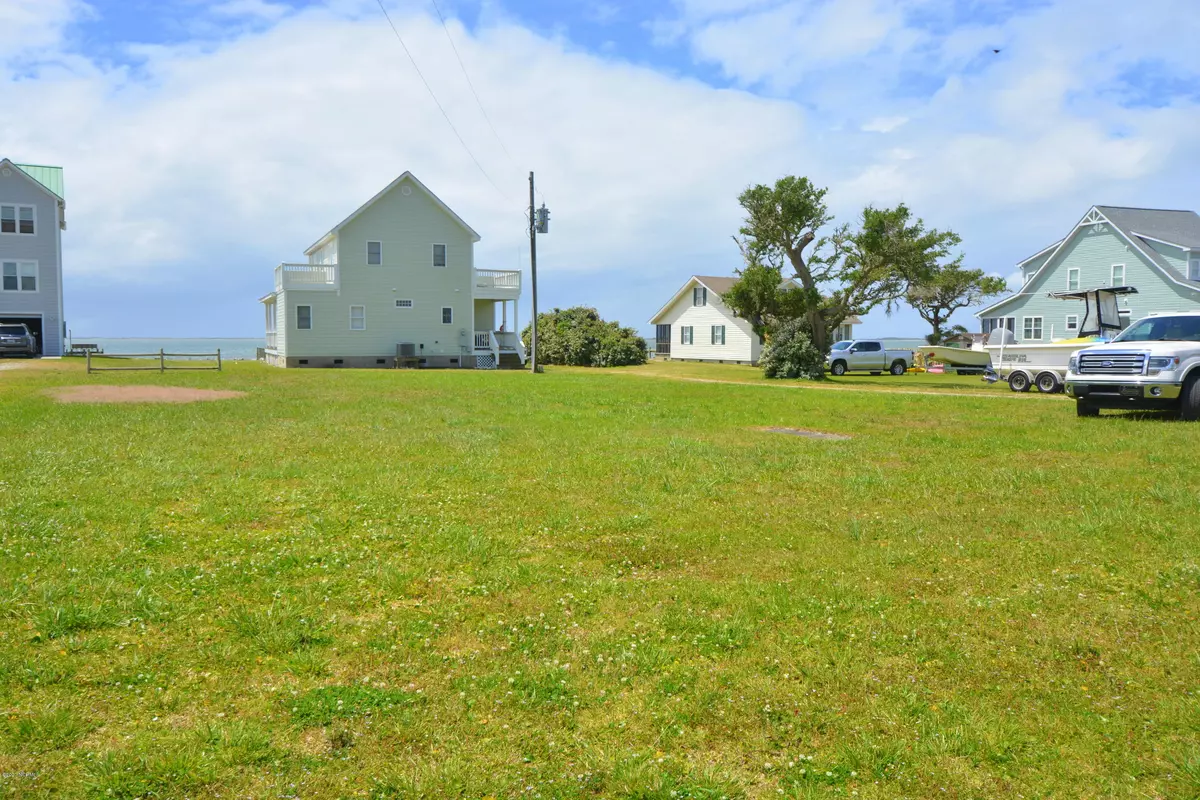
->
[[0, 316, 43, 355]]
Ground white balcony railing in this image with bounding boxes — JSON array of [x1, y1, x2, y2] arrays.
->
[[266, 332, 277, 349], [275, 262, 338, 292], [473, 269, 521, 298]]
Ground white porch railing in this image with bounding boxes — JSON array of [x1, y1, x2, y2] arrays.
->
[[473, 269, 521, 299], [495, 330, 526, 364], [266, 331, 277, 349], [275, 263, 338, 291]]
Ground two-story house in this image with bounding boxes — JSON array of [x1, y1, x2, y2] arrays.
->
[[260, 172, 523, 369], [977, 206, 1200, 341], [0, 159, 66, 357], [649, 275, 859, 364]]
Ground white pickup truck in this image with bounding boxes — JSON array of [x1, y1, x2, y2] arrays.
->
[[825, 340, 913, 376], [1065, 311, 1200, 418]]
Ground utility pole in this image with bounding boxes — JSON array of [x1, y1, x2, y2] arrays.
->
[[528, 172, 549, 373]]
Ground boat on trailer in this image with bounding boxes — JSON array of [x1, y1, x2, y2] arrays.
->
[[984, 286, 1136, 393], [916, 345, 991, 373]]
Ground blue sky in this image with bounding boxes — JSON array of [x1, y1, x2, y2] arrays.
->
[[3, 0, 1200, 339]]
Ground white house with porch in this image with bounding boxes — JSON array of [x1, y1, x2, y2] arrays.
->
[[259, 172, 524, 369]]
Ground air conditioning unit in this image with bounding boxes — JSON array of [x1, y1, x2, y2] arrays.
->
[[397, 342, 417, 357]]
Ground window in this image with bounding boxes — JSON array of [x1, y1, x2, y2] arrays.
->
[[0, 204, 35, 235], [395, 299, 413, 309], [297, 305, 312, 330], [433, 244, 447, 268], [1065, 314, 1078, 332], [1, 261, 36, 292], [1111, 264, 1125, 286], [680, 326, 693, 345], [982, 317, 1015, 336], [350, 305, 366, 330], [858, 341, 882, 352], [711, 325, 725, 345], [1066, 267, 1080, 291], [442, 306, 453, 324], [693, 287, 707, 306], [367, 241, 382, 266], [1190, 258, 1200, 281], [1022, 316, 1043, 340]]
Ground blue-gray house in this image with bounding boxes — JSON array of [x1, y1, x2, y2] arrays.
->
[[0, 158, 66, 356], [977, 206, 1200, 342]]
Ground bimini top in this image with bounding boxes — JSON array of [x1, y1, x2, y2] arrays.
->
[[1046, 285, 1138, 301], [1047, 286, 1139, 337]]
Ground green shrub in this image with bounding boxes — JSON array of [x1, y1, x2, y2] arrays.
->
[[760, 317, 825, 380], [521, 307, 647, 367]]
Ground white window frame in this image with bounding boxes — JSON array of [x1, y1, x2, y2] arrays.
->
[[349, 304, 366, 331], [1189, 257, 1200, 281], [1065, 314, 1079, 332], [395, 299, 413, 309], [680, 326, 693, 345], [1, 260, 38, 293], [1111, 263, 1125, 287], [366, 241, 382, 266], [1066, 267, 1080, 291], [1022, 316, 1043, 341], [296, 305, 312, 330], [693, 287, 707, 307], [0, 203, 36, 236], [433, 243, 447, 268], [711, 325, 725, 345], [441, 306, 453, 324]]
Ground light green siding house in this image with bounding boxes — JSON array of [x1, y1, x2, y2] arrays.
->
[[260, 172, 524, 369], [977, 206, 1200, 342]]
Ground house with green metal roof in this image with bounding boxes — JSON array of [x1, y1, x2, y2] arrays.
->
[[976, 206, 1200, 343], [0, 158, 67, 356]]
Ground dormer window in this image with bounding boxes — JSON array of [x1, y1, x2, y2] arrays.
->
[[1190, 257, 1200, 281], [692, 286, 707, 306]]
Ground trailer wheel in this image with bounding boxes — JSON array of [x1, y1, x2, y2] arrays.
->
[[1007, 371, 1031, 393], [889, 360, 907, 376], [1180, 375, 1200, 421], [1076, 400, 1100, 417], [830, 360, 847, 376], [1035, 371, 1060, 394]]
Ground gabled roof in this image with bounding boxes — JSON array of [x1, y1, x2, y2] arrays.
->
[[648, 274, 855, 325], [977, 205, 1200, 317], [1, 159, 64, 201], [304, 171, 481, 254]]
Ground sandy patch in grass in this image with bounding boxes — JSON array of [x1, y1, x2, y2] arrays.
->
[[758, 426, 852, 441], [48, 385, 246, 404]]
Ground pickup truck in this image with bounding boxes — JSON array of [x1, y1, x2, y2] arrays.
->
[[0, 323, 37, 357], [1065, 311, 1200, 418], [825, 340, 912, 376]]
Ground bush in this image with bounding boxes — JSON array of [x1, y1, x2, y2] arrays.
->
[[760, 317, 825, 380], [521, 307, 647, 368]]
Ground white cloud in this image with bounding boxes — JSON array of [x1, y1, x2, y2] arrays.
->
[[0, 0, 86, 58], [862, 116, 908, 133], [208, 0, 293, 21]]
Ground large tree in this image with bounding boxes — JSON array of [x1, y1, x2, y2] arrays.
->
[[728, 176, 962, 353], [906, 264, 1008, 345]]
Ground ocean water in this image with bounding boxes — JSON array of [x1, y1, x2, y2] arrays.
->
[[73, 338, 266, 360]]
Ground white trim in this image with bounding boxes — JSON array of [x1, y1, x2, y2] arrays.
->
[[650, 276, 730, 324], [680, 325, 693, 345], [711, 324, 725, 345], [433, 243, 447, 268], [1190, 257, 1200, 281], [395, 298, 414, 309], [366, 240, 382, 266], [304, 172, 481, 254], [0, 202, 37, 236], [1016, 239, 1063, 266], [693, 286, 707, 307], [441, 306, 453, 324], [349, 304, 366, 331], [1129, 231, 1192, 251], [1022, 315, 1043, 341], [296, 304, 312, 330], [1065, 314, 1079, 332], [1, 259, 39, 293], [1111, 263, 1126, 286], [1066, 267, 1080, 291]]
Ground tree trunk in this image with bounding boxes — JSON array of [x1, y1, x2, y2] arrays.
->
[[785, 235, 826, 352], [808, 308, 827, 353]]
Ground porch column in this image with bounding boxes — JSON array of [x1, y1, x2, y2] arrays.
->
[[501, 301, 508, 332]]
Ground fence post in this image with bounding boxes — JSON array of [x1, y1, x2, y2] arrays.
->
[[216, 349, 222, 371], [160, 349, 165, 373], [86, 349, 91, 375]]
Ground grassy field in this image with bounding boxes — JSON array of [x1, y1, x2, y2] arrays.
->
[[0, 359, 1198, 799]]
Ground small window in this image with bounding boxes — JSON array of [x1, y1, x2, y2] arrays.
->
[[1065, 314, 1079, 331], [1, 261, 36, 292], [442, 306, 453, 324], [1111, 264, 1125, 286], [1190, 258, 1200, 281], [693, 287, 707, 306], [367, 241, 382, 266], [680, 326, 693, 345], [711, 325, 725, 345], [297, 305, 312, 330], [433, 244, 447, 268], [1066, 267, 1079, 291], [395, 299, 413, 309], [350, 305, 366, 331], [1022, 316, 1043, 340], [0, 204, 34, 235]]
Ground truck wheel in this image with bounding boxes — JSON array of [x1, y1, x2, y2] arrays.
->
[[890, 360, 906, 376], [1008, 371, 1031, 393], [1180, 375, 1200, 421], [1076, 400, 1100, 417], [830, 361, 847, 376], [1035, 371, 1060, 394]]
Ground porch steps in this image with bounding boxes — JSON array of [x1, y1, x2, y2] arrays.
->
[[497, 353, 524, 370]]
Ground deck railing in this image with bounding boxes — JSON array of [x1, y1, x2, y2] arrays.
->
[[275, 263, 338, 291], [473, 269, 521, 295]]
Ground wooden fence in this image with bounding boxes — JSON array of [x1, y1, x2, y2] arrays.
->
[[86, 349, 222, 374]]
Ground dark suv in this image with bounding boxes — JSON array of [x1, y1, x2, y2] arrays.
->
[[0, 324, 37, 357]]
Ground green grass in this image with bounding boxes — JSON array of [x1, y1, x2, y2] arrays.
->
[[0, 359, 1198, 798]]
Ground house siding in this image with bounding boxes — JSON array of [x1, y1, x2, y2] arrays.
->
[[0, 169, 63, 356], [1142, 239, 1188, 272], [279, 176, 475, 363], [983, 224, 1200, 341], [658, 283, 758, 363]]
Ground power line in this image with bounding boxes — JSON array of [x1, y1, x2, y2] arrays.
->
[[373, 0, 515, 206]]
